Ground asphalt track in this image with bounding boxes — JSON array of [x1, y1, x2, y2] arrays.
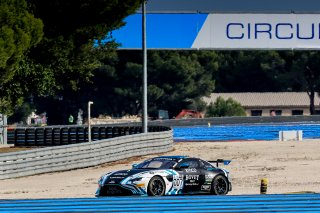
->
[[1, 194, 320, 212]]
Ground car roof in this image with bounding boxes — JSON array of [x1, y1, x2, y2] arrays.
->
[[153, 156, 188, 160]]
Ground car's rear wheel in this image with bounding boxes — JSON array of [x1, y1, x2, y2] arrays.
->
[[147, 176, 166, 196], [211, 175, 228, 195]]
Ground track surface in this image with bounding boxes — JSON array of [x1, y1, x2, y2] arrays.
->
[[1, 194, 320, 212]]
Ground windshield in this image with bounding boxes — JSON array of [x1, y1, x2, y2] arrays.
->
[[135, 159, 176, 169]]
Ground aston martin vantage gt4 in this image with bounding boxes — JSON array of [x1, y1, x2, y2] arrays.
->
[[96, 156, 231, 196]]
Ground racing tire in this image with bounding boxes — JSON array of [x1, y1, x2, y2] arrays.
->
[[147, 176, 166, 196], [211, 175, 229, 195]]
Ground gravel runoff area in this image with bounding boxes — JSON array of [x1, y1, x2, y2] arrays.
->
[[1, 140, 320, 199]]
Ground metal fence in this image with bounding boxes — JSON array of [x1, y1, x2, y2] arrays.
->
[[7, 125, 170, 146], [0, 130, 173, 180]]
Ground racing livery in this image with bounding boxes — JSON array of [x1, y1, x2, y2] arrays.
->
[[96, 156, 231, 196]]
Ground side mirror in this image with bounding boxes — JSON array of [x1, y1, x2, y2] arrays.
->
[[132, 164, 138, 169], [178, 163, 189, 169]]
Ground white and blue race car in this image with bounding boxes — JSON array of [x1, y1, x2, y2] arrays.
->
[[96, 156, 231, 196]]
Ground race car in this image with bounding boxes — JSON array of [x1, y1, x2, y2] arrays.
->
[[95, 156, 231, 196]]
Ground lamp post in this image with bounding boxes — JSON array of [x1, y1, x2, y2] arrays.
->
[[142, 0, 148, 133], [88, 101, 93, 142]]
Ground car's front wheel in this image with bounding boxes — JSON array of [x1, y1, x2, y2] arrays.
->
[[211, 175, 229, 195], [147, 176, 166, 196]]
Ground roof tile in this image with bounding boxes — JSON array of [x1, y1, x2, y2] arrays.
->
[[202, 92, 320, 107]]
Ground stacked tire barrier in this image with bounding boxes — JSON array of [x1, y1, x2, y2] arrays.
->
[[0, 130, 173, 180], [7, 125, 170, 146]]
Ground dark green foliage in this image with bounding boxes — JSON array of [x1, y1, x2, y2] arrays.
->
[[147, 51, 215, 117], [28, 0, 141, 41], [7, 102, 34, 124], [25, 0, 141, 123], [188, 98, 207, 112], [2, 0, 140, 120], [3, 0, 320, 123], [27, 0, 141, 95], [0, 0, 43, 114], [206, 96, 246, 117], [216, 51, 287, 92], [291, 51, 320, 114], [72, 50, 217, 121], [1, 58, 55, 116]]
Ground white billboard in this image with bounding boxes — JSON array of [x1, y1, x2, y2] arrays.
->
[[192, 14, 320, 49]]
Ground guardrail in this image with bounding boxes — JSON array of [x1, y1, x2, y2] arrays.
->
[[150, 115, 320, 127], [0, 130, 173, 180], [7, 125, 170, 146]]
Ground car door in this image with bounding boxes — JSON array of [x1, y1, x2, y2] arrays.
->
[[176, 159, 202, 193], [198, 159, 216, 193]]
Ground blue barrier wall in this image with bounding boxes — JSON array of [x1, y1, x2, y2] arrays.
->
[[1, 194, 319, 212], [174, 123, 320, 141]]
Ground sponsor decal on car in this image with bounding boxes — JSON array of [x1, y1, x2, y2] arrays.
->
[[106, 186, 123, 195], [110, 176, 123, 179], [185, 168, 197, 173], [115, 173, 128, 176], [172, 175, 183, 189], [186, 175, 199, 181], [201, 185, 211, 191], [205, 174, 214, 179], [185, 182, 199, 186], [154, 158, 174, 161]]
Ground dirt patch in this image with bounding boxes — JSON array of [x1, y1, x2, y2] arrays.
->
[[1, 141, 320, 199], [0, 147, 35, 154]]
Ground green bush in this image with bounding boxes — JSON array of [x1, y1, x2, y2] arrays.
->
[[206, 96, 246, 117]]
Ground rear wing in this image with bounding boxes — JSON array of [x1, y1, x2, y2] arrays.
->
[[208, 159, 231, 167]]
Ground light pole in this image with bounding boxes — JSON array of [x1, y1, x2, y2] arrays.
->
[[142, 0, 148, 133], [88, 101, 93, 142]]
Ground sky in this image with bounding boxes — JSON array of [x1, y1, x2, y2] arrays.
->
[[110, 14, 207, 49], [107, 0, 320, 49]]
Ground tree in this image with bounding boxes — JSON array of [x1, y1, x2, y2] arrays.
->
[[0, 0, 43, 114], [206, 96, 246, 117], [216, 51, 286, 92], [291, 51, 320, 115], [26, 0, 139, 94], [6, 0, 142, 123], [73, 50, 217, 120], [147, 51, 216, 117]]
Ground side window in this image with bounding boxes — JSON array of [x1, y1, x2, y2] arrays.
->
[[292, 110, 303, 115], [251, 110, 262, 116], [270, 110, 282, 116], [200, 160, 214, 169], [178, 159, 200, 168]]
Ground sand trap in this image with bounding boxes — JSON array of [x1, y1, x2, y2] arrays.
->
[[1, 140, 320, 199]]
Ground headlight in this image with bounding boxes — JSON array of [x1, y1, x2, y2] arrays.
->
[[98, 172, 113, 186], [166, 175, 173, 182]]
